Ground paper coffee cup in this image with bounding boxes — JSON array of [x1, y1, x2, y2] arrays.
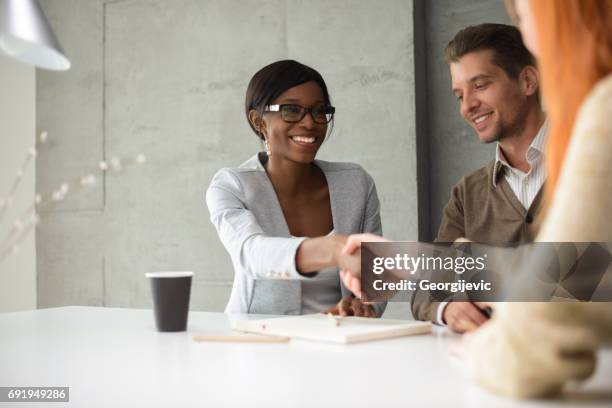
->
[[146, 271, 193, 332]]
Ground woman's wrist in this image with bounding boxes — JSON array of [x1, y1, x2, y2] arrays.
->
[[296, 234, 348, 275], [328, 234, 348, 265]]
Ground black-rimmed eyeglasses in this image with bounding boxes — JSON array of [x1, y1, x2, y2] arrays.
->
[[264, 104, 335, 124]]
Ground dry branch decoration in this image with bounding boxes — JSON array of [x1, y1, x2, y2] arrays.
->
[[0, 131, 146, 263]]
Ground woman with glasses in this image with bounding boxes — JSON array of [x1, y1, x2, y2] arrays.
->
[[206, 60, 385, 317]]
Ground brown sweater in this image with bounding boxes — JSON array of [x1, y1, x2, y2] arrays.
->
[[411, 159, 544, 322]]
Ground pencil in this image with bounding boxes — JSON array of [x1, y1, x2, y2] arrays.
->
[[192, 334, 290, 343], [327, 312, 341, 327]]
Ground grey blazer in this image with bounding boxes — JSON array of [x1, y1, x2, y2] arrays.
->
[[206, 153, 385, 315]]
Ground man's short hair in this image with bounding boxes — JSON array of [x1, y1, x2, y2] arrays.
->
[[445, 23, 536, 80]]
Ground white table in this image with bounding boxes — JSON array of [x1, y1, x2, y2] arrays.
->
[[0, 306, 610, 407]]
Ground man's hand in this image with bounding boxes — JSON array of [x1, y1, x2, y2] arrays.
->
[[324, 296, 376, 317], [335, 247, 361, 279], [342, 233, 390, 257], [338, 233, 389, 299], [340, 269, 363, 298], [442, 302, 491, 333]]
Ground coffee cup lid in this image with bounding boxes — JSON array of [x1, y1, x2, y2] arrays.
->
[[145, 271, 194, 278]]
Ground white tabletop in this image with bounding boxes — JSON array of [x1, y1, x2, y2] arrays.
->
[[0, 306, 610, 407]]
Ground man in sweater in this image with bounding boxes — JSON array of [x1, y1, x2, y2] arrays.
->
[[411, 23, 548, 332]]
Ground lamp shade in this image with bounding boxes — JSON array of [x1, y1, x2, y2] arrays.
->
[[0, 0, 70, 70]]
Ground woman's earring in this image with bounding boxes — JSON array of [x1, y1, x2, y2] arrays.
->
[[264, 139, 271, 156]]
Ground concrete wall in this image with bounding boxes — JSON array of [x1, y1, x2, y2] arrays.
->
[[0, 55, 37, 312], [36, 0, 420, 317], [35, 0, 510, 318]]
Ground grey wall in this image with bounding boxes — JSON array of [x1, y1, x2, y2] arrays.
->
[[0, 55, 36, 312], [36, 0, 510, 317], [36, 0, 421, 316]]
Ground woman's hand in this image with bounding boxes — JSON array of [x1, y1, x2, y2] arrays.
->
[[323, 296, 376, 317]]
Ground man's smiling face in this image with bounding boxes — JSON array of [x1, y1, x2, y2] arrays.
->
[[450, 49, 530, 143]]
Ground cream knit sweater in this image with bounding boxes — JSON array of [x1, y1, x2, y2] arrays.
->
[[465, 74, 612, 398]]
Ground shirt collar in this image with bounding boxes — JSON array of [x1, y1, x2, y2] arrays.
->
[[492, 119, 548, 187]]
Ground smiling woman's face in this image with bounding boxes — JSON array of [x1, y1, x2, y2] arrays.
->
[[260, 81, 328, 164], [514, 0, 539, 57]]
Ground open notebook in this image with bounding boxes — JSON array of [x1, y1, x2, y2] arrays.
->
[[232, 314, 432, 344]]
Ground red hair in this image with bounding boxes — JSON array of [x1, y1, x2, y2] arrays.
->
[[529, 0, 612, 203]]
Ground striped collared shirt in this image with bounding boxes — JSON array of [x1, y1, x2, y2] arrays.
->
[[493, 121, 549, 210]]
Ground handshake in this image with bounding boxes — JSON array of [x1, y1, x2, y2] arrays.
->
[[302, 233, 390, 318], [331, 233, 390, 299], [327, 233, 493, 333]]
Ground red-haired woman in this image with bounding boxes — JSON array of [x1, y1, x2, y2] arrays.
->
[[461, 0, 612, 398], [339, 0, 612, 399]]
